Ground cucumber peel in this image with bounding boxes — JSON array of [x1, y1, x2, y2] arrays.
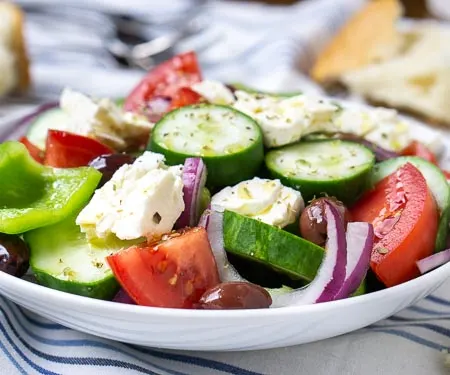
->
[[223, 210, 324, 282], [266, 140, 375, 204], [149, 104, 264, 188], [351, 280, 366, 297], [25, 213, 140, 300]]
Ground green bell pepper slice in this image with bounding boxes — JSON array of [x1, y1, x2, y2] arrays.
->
[[0, 141, 101, 234]]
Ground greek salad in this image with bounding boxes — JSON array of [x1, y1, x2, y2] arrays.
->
[[2, 51, 450, 310]]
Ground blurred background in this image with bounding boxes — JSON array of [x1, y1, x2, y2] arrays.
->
[[14, 0, 435, 73], [3, 0, 450, 106]]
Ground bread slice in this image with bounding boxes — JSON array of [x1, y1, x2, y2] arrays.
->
[[342, 24, 450, 126], [311, 0, 403, 84], [0, 1, 30, 96]]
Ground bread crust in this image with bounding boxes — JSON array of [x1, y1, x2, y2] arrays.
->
[[311, 0, 403, 83], [1, 1, 31, 92]]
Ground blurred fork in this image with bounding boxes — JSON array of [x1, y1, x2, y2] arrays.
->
[[19, 2, 213, 70], [107, 8, 211, 69]]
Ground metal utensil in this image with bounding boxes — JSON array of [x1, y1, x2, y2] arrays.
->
[[19, 1, 212, 70], [106, 8, 210, 69]]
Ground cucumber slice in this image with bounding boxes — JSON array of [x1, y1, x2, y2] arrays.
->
[[26, 108, 69, 150], [265, 140, 375, 204], [25, 213, 136, 300], [26, 98, 124, 150], [223, 210, 324, 282], [199, 187, 211, 215], [370, 156, 450, 252], [149, 104, 264, 188]]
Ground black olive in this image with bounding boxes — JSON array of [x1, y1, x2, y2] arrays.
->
[[196, 282, 272, 310], [0, 234, 29, 277], [299, 197, 350, 247]]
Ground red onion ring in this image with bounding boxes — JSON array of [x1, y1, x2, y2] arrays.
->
[[417, 249, 450, 274], [176, 158, 207, 228]]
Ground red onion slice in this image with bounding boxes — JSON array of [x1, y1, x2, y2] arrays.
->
[[308, 132, 398, 162], [272, 202, 348, 307], [202, 205, 373, 307], [0, 102, 59, 143], [335, 222, 374, 299], [198, 206, 211, 228], [144, 96, 171, 123], [176, 158, 207, 228], [201, 209, 245, 283], [335, 133, 398, 161], [112, 288, 136, 305], [417, 249, 450, 274]]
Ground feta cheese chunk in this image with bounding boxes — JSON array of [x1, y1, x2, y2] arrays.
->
[[60, 88, 153, 150], [232, 90, 415, 151], [364, 108, 411, 151], [333, 107, 412, 151], [76, 152, 184, 241], [191, 80, 235, 105], [211, 177, 304, 228], [233, 91, 339, 148]]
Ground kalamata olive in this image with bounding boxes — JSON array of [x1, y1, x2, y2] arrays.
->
[[0, 234, 30, 277], [89, 153, 136, 187], [299, 197, 350, 247], [196, 282, 272, 310]]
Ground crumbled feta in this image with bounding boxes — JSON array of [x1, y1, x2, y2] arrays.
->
[[364, 108, 412, 151], [233, 91, 338, 148], [297, 96, 339, 135], [211, 177, 304, 228], [60, 88, 153, 150], [333, 107, 412, 151], [230, 89, 415, 151], [332, 108, 375, 137], [76, 152, 184, 241], [191, 80, 235, 105]]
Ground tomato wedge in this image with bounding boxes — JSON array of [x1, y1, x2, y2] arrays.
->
[[107, 227, 220, 308], [169, 87, 203, 110], [351, 163, 438, 287], [44, 130, 114, 168], [20, 136, 43, 163], [124, 52, 202, 115], [400, 141, 437, 165]]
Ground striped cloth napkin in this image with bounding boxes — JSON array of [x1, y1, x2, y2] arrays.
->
[[1, 0, 450, 374]]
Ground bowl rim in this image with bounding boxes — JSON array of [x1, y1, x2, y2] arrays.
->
[[1, 260, 449, 319], [2, 98, 450, 321]]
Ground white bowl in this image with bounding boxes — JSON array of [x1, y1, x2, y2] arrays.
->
[[0, 262, 449, 351], [1, 100, 450, 351]]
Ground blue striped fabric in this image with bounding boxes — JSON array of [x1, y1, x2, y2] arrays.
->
[[1, 286, 450, 375], [2, 0, 450, 374]]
